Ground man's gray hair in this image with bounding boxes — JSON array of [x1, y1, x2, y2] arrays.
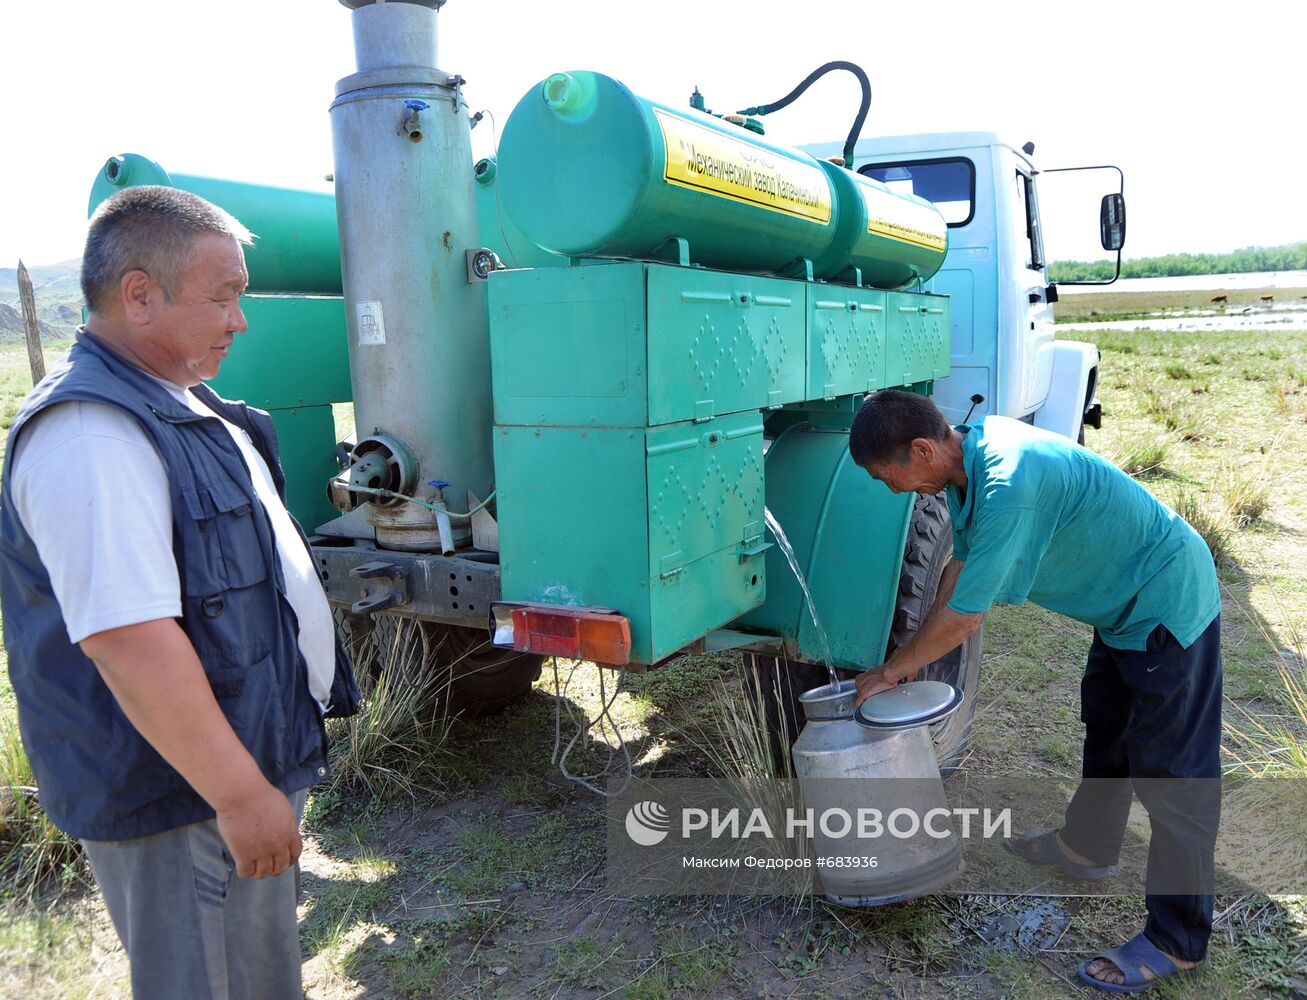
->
[[849, 389, 951, 466], [81, 186, 253, 313]]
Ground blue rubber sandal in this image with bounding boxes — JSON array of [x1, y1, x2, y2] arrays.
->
[[1003, 828, 1114, 880], [1077, 931, 1202, 993]]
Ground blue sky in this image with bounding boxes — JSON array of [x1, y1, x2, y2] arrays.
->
[[0, 0, 1301, 268]]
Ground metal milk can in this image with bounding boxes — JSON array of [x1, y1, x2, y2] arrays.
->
[[792, 679, 966, 906]]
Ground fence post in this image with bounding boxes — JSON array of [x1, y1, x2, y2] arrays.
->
[[17, 260, 47, 386]]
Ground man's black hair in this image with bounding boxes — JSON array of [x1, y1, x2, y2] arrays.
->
[[81, 185, 252, 313], [849, 389, 951, 466]]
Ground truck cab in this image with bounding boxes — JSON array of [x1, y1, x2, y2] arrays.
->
[[804, 132, 1106, 439]]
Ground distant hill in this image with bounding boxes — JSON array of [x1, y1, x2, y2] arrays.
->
[[0, 259, 83, 341]]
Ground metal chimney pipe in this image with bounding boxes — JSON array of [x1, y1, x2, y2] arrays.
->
[[341, 0, 441, 74], [330, 0, 492, 551]]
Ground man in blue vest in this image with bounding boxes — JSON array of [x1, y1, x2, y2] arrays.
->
[[849, 389, 1221, 994], [0, 186, 359, 998]]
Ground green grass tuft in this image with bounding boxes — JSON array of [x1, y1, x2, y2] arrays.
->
[[1171, 488, 1233, 570], [324, 616, 458, 801], [1218, 458, 1275, 528], [1274, 376, 1307, 421], [1112, 435, 1170, 477], [0, 715, 86, 900], [1143, 386, 1205, 441], [1223, 614, 1307, 777]]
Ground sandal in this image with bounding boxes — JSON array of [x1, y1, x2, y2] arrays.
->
[[1003, 828, 1114, 880], [1077, 931, 1203, 993]]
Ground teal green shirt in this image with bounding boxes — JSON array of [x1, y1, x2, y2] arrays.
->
[[945, 417, 1220, 650]]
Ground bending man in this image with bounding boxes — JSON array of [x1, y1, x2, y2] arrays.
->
[[850, 389, 1220, 994]]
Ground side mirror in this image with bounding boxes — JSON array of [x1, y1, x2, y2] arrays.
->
[[1100, 193, 1126, 251]]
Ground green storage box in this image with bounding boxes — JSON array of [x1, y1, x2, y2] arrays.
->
[[489, 261, 806, 428], [807, 286, 889, 400], [886, 291, 950, 385], [494, 412, 767, 664]]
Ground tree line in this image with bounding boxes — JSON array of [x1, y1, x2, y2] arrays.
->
[[1048, 242, 1306, 282]]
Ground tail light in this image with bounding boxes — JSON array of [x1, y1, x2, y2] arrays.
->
[[492, 603, 632, 666]]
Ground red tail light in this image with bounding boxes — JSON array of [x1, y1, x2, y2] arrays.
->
[[509, 606, 632, 666]]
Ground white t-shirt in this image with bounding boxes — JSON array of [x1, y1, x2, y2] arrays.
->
[[10, 381, 336, 712]]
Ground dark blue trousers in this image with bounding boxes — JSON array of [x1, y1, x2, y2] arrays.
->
[[1060, 615, 1223, 962]]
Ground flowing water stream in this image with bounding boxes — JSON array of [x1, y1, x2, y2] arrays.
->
[[763, 507, 840, 692]]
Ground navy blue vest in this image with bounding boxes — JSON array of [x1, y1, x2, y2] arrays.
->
[[0, 331, 358, 841]]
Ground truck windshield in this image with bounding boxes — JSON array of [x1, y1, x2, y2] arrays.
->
[[859, 158, 974, 226]]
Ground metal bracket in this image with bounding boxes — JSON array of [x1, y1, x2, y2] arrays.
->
[[737, 534, 772, 562], [704, 629, 784, 653], [659, 550, 686, 581], [779, 257, 815, 282], [468, 490, 498, 551], [349, 560, 409, 614], [316, 545, 500, 627], [651, 236, 691, 267]]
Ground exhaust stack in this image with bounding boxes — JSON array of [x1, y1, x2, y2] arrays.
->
[[330, 0, 491, 551]]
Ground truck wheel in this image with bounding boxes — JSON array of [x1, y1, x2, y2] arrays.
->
[[890, 493, 983, 773], [739, 652, 836, 773], [427, 622, 544, 718], [335, 611, 542, 719]]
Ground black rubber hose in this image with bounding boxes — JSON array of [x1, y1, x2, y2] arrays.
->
[[739, 61, 871, 168]]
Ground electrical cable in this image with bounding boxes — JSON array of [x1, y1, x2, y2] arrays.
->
[[737, 61, 872, 169], [550, 656, 634, 798], [481, 109, 524, 268]]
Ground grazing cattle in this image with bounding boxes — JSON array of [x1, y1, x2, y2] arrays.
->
[[1210, 295, 1228, 305], [1260, 295, 1274, 304]]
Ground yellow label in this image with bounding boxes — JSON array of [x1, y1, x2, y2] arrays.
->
[[862, 185, 947, 253], [655, 108, 832, 224]]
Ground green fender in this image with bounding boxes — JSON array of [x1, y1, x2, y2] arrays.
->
[[733, 422, 912, 669]]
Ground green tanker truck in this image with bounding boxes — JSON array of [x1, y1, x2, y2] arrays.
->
[[88, 0, 1124, 766]]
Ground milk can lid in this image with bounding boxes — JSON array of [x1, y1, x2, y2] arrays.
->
[[855, 680, 962, 730]]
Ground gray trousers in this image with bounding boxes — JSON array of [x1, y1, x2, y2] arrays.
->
[[80, 789, 308, 1000]]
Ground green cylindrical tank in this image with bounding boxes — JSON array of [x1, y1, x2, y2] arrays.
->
[[498, 71, 839, 274], [87, 153, 343, 294], [496, 71, 946, 288], [812, 162, 948, 288], [473, 157, 565, 269]]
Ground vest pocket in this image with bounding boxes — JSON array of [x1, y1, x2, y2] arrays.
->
[[179, 482, 270, 596], [206, 651, 286, 770]]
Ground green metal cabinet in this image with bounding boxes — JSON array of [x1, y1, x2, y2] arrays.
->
[[489, 261, 789, 663], [493, 413, 768, 664], [808, 287, 889, 400], [488, 260, 947, 666], [490, 261, 808, 428], [646, 267, 806, 423], [886, 291, 950, 386]]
